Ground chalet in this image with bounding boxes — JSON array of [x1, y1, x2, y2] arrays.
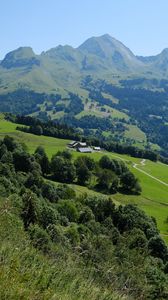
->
[[68, 141, 77, 148], [93, 146, 101, 151], [68, 141, 87, 149], [78, 147, 93, 153]]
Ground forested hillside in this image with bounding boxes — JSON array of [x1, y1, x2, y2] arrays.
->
[[0, 135, 168, 299]]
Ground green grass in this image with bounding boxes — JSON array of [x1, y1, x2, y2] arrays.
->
[[76, 103, 129, 121], [0, 117, 70, 158], [47, 110, 65, 120], [75, 109, 104, 119], [138, 161, 168, 184], [0, 116, 167, 242], [114, 164, 168, 242], [101, 92, 119, 104], [124, 125, 147, 142], [103, 105, 130, 120]]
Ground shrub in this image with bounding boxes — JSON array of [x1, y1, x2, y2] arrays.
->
[[57, 200, 79, 222], [29, 224, 51, 253]]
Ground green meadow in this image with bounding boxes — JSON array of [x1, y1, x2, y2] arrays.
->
[[0, 116, 69, 156], [0, 116, 168, 242]]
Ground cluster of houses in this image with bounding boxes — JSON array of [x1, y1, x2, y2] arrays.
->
[[68, 141, 101, 153]]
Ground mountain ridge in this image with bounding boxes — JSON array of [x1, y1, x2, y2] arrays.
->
[[1, 34, 168, 156], [1, 34, 168, 95]]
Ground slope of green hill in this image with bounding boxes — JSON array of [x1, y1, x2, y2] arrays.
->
[[0, 134, 168, 299], [0, 115, 167, 243]]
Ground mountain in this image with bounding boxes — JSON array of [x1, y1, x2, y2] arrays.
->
[[78, 34, 144, 72], [1, 34, 168, 156], [0, 34, 168, 94], [1, 47, 40, 69], [137, 48, 168, 75]]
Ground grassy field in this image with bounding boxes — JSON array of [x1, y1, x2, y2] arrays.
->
[[138, 161, 168, 184], [0, 116, 168, 242], [114, 165, 168, 243], [0, 117, 69, 157], [124, 124, 147, 142], [76, 104, 130, 121]]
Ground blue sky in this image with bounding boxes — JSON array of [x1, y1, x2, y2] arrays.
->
[[0, 0, 167, 58]]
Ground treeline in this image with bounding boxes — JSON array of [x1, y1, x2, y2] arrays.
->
[[0, 135, 168, 299], [60, 114, 116, 131], [47, 150, 141, 195], [6, 113, 81, 140], [6, 113, 159, 162], [0, 89, 61, 115]]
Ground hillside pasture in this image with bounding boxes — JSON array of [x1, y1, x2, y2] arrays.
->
[[0, 116, 167, 242]]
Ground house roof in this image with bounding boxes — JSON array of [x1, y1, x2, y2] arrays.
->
[[69, 141, 76, 145]]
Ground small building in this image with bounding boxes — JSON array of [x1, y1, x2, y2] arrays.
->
[[68, 141, 87, 149], [68, 141, 77, 148], [76, 142, 87, 148], [78, 147, 92, 153], [93, 146, 101, 151]]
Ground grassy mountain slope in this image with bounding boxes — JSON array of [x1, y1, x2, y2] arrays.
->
[[1, 34, 168, 95], [1, 133, 168, 299], [0, 115, 167, 243], [1, 34, 168, 155]]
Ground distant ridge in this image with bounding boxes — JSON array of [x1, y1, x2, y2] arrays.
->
[[0, 34, 168, 94]]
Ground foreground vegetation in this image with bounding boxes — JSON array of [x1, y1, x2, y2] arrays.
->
[[0, 136, 168, 299]]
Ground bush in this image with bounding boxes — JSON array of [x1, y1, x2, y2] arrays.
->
[[29, 224, 51, 253], [65, 224, 80, 246], [57, 200, 79, 222], [148, 235, 168, 261]]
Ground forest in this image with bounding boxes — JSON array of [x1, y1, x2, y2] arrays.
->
[[82, 77, 168, 157], [0, 135, 168, 299]]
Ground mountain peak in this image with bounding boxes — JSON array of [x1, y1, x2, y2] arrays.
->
[[1, 47, 40, 69], [4, 47, 35, 59], [78, 34, 143, 72], [160, 48, 168, 56]]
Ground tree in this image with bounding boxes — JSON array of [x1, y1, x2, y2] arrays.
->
[[97, 169, 115, 191], [75, 156, 94, 185], [76, 162, 91, 185], [99, 155, 111, 169], [35, 146, 50, 175], [21, 190, 40, 229], [109, 177, 119, 194], [79, 206, 95, 223], [56, 149, 72, 160], [3, 135, 18, 151], [51, 155, 76, 183], [31, 125, 43, 135], [13, 151, 32, 172], [148, 236, 168, 261], [57, 200, 79, 222], [120, 171, 141, 193]]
